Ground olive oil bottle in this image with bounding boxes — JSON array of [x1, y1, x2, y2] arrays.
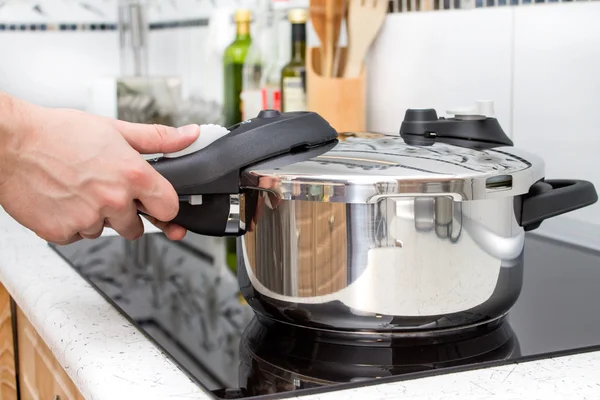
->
[[280, 9, 307, 112], [223, 9, 252, 127], [223, 9, 252, 275]]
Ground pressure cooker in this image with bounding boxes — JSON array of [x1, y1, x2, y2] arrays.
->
[[147, 102, 598, 333]]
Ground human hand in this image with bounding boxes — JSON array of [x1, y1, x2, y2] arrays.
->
[[0, 96, 199, 244]]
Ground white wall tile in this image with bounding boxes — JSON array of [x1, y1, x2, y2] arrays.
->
[[147, 29, 182, 76], [0, 32, 119, 109], [147, 26, 210, 99], [366, 9, 514, 136], [0, 0, 117, 23], [0, 4, 48, 22], [512, 2, 600, 225], [0, 1, 597, 232], [184, 26, 211, 98]]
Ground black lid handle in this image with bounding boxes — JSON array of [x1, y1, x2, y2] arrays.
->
[[140, 111, 338, 237]]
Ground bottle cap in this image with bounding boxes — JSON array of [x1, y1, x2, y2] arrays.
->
[[234, 9, 252, 22], [288, 8, 307, 24]]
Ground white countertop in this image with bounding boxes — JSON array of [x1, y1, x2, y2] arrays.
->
[[1, 208, 600, 400], [0, 209, 208, 400]]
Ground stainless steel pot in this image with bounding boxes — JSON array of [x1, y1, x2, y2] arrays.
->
[[237, 131, 597, 333]]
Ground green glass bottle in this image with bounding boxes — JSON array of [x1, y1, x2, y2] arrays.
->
[[223, 10, 251, 275], [223, 9, 252, 127], [280, 9, 308, 112], [226, 237, 237, 275]]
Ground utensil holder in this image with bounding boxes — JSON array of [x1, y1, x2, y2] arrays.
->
[[306, 47, 366, 133]]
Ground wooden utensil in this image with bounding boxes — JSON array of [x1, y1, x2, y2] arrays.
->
[[343, 0, 388, 79], [309, 0, 327, 75], [310, 0, 344, 77], [324, 0, 335, 78], [332, 0, 347, 77]]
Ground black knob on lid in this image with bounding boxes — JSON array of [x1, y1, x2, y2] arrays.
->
[[257, 109, 281, 119], [399, 107, 514, 149], [403, 108, 438, 122]]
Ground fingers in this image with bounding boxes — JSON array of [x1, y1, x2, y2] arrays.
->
[[110, 119, 200, 154], [141, 214, 187, 241], [105, 200, 144, 240], [112, 118, 201, 230], [79, 218, 105, 240], [132, 162, 180, 222], [46, 233, 84, 246], [104, 117, 201, 239], [138, 203, 187, 241]]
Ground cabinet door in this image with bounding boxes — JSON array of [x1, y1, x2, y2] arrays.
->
[[16, 307, 84, 400], [0, 283, 17, 400]]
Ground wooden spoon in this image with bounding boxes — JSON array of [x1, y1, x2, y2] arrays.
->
[[310, 0, 344, 77], [331, 0, 347, 77], [324, 0, 335, 78], [309, 0, 327, 76], [343, 0, 388, 79]]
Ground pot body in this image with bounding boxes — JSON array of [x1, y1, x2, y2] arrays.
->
[[238, 194, 525, 332]]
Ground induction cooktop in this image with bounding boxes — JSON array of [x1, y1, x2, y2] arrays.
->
[[50, 232, 600, 399]]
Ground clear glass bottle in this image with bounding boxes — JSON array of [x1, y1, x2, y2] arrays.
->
[[260, 8, 283, 112], [241, 0, 272, 120]]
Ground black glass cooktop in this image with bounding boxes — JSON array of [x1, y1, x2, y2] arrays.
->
[[50, 232, 600, 399]]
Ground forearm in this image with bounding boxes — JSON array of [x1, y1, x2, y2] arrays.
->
[[0, 92, 32, 193]]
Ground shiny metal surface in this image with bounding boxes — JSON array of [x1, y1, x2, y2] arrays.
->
[[242, 134, 545, 203], [239, 316, 518, 395], [238, 192, 525, 332], [237, 133, 554, 331], [51, 227, 600, 397], [225, 194, 245, 234]]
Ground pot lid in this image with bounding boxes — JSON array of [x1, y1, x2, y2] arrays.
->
[[242, 132, 545, 203]]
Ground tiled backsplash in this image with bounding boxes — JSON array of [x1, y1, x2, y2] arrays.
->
[[0, 0, 313, 24], [0, 0, 245, 23], [368, 2, 600, 228], [0, 1, 598, 232], [0, 0, 304, 106], [386, 0, 598, 12]]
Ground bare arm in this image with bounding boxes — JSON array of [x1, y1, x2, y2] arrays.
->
[[0, 92, 200, 244]]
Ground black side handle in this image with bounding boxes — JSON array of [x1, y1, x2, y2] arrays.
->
[[519, 179, 598, 231], [138, 194, 234, 236], [173, 194, 234, 236]]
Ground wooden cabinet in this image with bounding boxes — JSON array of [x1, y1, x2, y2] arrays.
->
[[0, 283, 17, 400], [16, 307, 84, 400], [0, 283, 83, 400]]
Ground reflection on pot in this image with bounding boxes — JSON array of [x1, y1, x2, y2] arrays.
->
[[238, 316, 520, 396], [239, 194, 525, 332]]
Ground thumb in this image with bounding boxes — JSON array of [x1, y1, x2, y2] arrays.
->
[[111, 119, 200, 154]]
